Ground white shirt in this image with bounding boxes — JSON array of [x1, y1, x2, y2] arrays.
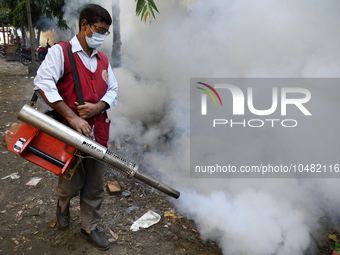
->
[[34, 35, 118, 109]]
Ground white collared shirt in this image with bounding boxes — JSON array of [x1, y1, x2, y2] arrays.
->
[[34, 35, 118, 109]]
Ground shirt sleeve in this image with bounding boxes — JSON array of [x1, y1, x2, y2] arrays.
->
[[33, 44, 64, 103], [100, 62, 118, 109]]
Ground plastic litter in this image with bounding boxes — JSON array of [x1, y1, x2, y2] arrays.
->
[[25, 177, 42, 186], [130, 210, 161, 231], [122, 191, 131, 197], [151, 209, 163, 216], [333, 242, 340, 255], [1, 172, 20, 180], [126, 206, 139, 213]]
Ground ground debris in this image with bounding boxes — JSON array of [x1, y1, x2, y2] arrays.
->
[[108, 229, 119, 243], [115, 139, 121, 149], [126, 206, 139, 213], [12, 238, 19, 245], [23, 207, 40, 216], [25, 177, 42, 186], [130, 210, 161, 231], [329, 234, 340, 243], [50, 221, 56, 228], [164, 211, 183, 219], [1, 172, 20, 180], [107, 181, 121, 195]]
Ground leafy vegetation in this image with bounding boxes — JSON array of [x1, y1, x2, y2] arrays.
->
[[135, 0, 159, 24], [0, 0, 159, 30]]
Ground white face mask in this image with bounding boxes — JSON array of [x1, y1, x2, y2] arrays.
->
[[85, 25, 106, 49]]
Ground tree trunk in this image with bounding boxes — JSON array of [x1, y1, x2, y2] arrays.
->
[[36, 27, 41, 48], [31, 27, 36, 49], [111, 0, 121, 67], [20, 25, 26, 46]]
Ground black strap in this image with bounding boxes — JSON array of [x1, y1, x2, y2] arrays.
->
[[63, 42, 84, 105], [30, 93, 38, 106], [30, 41, 85, 106]]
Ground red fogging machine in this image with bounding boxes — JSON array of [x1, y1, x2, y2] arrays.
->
[[2, 105, 180, 199]]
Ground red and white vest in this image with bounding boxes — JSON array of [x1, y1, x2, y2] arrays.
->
[[56, 41, 110, 147]]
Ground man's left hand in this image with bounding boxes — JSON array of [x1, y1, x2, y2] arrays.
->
[[75, 101, 108, 119]]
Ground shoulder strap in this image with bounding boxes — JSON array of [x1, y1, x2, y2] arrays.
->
[[30, 42, 85, 106], [30, 92, 38, 106], [63, 42, 84, 105]]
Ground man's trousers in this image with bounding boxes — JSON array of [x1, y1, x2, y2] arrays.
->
[[56, 157, 104, 231]]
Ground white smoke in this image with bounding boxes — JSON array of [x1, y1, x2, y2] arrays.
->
[[61, 0, 340, 254]]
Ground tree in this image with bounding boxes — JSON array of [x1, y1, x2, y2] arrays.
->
[[1, 0, 159, 65], [135, 0, 159, 24], [42, 0, 67, 30], [1, 0, 45, 48], [0, 1, 13, 26], [111, 0, 121, 67], [110, 0, 159, 67]]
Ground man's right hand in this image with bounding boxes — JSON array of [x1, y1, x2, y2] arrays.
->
[[37, 89, 95, 140], [68, 115, 95, 140]]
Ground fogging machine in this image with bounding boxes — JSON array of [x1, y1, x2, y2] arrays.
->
[[2, 105, 180, 199]]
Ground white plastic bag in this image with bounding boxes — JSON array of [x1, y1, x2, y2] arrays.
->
[[130, 210, 161, 231]]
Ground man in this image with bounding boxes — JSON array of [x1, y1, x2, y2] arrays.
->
[[33, 4, 118, 251]]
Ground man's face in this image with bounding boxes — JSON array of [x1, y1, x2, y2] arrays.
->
[[86, 21, 110, 37]]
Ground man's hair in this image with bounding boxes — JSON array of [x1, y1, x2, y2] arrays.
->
[[78, 4, 112, 31]]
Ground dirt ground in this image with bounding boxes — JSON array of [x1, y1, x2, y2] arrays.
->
[[0, 58, 223, 255]]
